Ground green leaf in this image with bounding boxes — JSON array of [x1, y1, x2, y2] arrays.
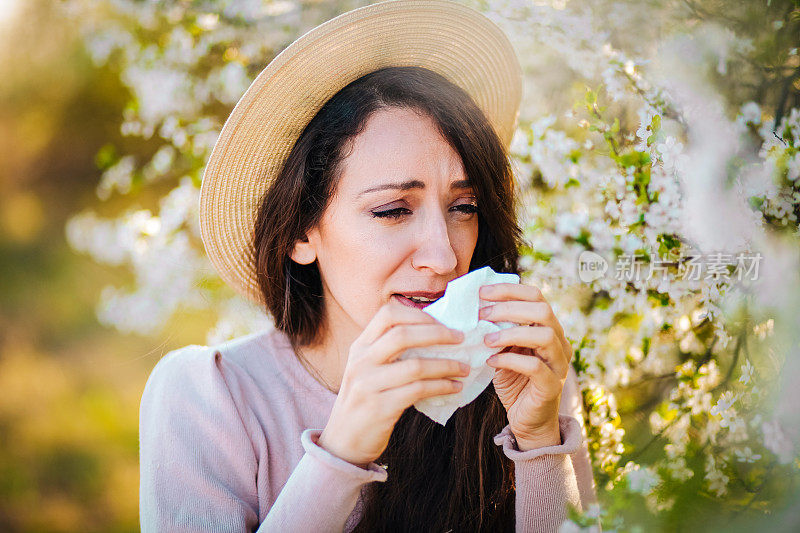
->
[[657, 233, 680, 256], [617, 150, 646, 168], [650, 114, 661, 132], [574, 229, 591, 247], [748, 196, 765, 210], [646, 115, 661, 147], [189, 169, 203, 188], [94, 144, 118, 170], [648, 289, 670, 306]]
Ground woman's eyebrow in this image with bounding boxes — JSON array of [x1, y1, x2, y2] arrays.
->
[[357, 179, 472, 197]]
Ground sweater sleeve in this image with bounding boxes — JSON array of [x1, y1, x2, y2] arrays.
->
[[492, 366, 597, 533], [260, 428, 387, 531], [139, 345, 388, 533]]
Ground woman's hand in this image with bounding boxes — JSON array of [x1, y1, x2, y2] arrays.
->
[[318, 299, 471, 468], [478, 281, 573, 450]]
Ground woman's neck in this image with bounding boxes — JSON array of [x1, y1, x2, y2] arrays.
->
[[294, 327, 352, 394]]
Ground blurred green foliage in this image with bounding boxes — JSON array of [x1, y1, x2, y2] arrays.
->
[[0, 1, 211, 531]]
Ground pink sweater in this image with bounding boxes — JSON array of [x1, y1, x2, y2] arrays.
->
[[139, 327, 597, 532]]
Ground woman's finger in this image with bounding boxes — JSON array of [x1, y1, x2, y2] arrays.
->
[[488, 351, 562, 397], [371, 357, 469, 392], [356, 298, 440, 348], [485, 325, 567, 378], [380, 378, 465, 415], [480, 300, 563, 334], [480, 281, 545, 303], [372, 323, 463, 365]]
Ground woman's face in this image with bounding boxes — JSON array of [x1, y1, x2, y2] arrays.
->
[[292, 106, 479, 340]]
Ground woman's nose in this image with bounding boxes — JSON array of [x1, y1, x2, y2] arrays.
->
[[410, 212, 458, 274]]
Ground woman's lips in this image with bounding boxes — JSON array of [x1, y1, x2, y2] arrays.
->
[[393, 294, 436, 309]]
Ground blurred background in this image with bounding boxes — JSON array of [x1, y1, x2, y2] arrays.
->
[[0, 1, 208, 530], [1, 0, 799, 532]]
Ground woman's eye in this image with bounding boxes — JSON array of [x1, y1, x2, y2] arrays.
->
[[453, 203, 479, 215], [371, 207, 411, 219], [371, 204, 478, 219]]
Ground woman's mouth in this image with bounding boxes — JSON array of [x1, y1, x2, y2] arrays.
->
[[393, 294, 441, 309]]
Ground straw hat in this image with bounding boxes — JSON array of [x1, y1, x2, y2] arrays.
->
[[199, 0, 523, 306]]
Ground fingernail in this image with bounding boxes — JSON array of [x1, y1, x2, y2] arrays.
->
[[485, 332, 499, 345], [479, 305, 493, 319]]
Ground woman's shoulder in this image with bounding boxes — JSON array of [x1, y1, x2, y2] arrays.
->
[[138, 334, 277, 474], [155, 326, 284, 368], [142, 328, 286, 403]]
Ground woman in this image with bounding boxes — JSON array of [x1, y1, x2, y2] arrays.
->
[[139, 1, 596, 532]]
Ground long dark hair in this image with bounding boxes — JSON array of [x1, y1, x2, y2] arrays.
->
[[253, 66, 524, 531]]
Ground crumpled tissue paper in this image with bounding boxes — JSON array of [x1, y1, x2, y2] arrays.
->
[[397, 266, 520, 425]]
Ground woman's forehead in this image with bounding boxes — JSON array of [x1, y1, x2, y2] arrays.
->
[[337, 109, 468, 197]]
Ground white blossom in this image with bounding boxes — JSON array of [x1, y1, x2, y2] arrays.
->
[[626, 463, 660, 495], [739, 101, 761, 125], [704, 455, 730, 497], [739, 359, 755, 385], [762, 419, 796, 464], [733, 446, 761, 463], [710, 391, 738, 428]]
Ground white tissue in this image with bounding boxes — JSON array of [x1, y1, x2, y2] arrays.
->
[[397, 266, 520, 425]]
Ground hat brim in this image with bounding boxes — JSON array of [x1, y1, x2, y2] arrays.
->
[[199, 0, 523, 306]]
